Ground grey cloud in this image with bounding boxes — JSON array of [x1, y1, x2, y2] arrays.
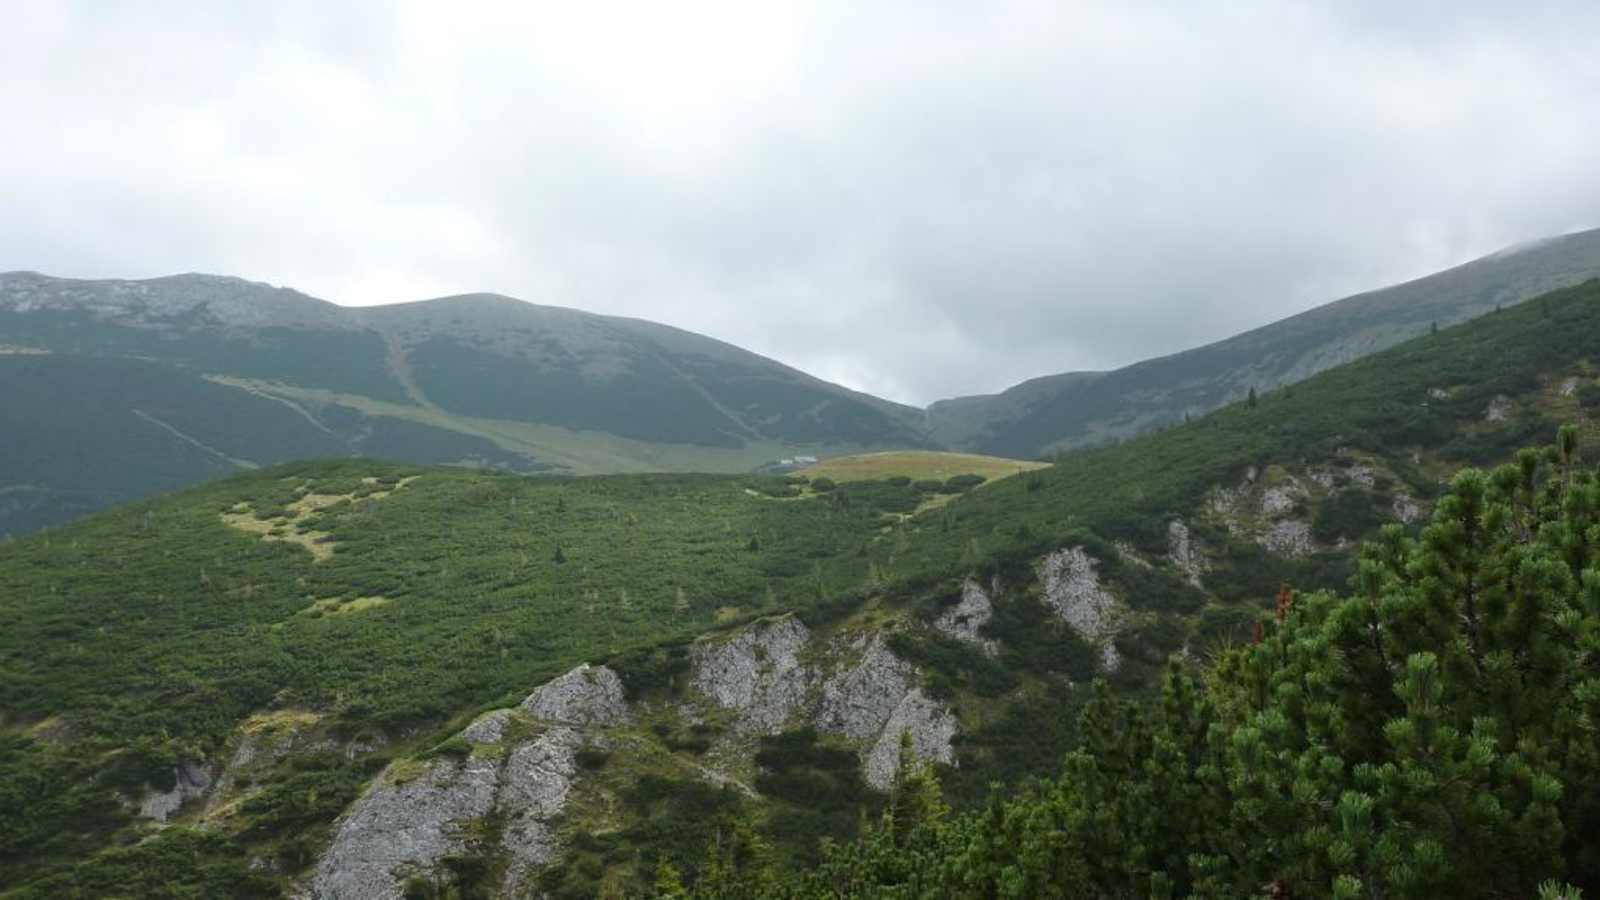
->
[[2, 0, 1597, 404]]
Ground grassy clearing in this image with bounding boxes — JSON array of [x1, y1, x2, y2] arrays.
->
[[297, 596, 391, 618], [799, 451, 1047, 485], [218, 475, 419, 562]]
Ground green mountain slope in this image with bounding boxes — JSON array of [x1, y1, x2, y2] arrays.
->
[[930, 227, 1600, 458], [3, 280, 1599, 897], [0, 273, 931, 536]]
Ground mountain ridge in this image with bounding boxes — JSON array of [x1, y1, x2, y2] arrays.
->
[[930, 226, 1600, 456], [0, 272, 934, 535]]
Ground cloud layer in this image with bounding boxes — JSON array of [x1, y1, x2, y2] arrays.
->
[[4, 1, 1597, 404]]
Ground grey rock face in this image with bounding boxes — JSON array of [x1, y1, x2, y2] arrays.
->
[[1259, 483, 1301, 518], [690, 616, 813, 734], [461, 709, 513, 745], [497, 727, 585, 891], [138, 761, 214, 822], [1486, 395, 1512, 422], [0, 271, 346, 331], [863, 690, 959, 790], [307, 754, 502, 900], [1166, 520, 1206, 587], [306, 664, 618, 899], [1393, 493, 1424, 525], [815, 636, 918, 740], [519, 664, 629, 727], [1208, 473, 1316, 560], [815, 635, 959, 789], [1262, 519, 1314, 557], [1037, 547, 1123, 670], [932, 580, 998, 654]]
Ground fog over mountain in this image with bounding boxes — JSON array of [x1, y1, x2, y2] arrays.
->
[[3, 1, 1598, 403]]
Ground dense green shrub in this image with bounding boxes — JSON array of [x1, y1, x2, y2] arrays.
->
[[546, 775, 744, 897], [238, 752, 383, 843], [939, 473, 987, 494], [1578, 382, 1600, 412], [983, 592, 1100, 682], [886, 632, 1019, 699], [607, 643, 693, 700], [1310, 488, 1388, 542], [754, 728, 878, 865], [12, 828, 278, 899]]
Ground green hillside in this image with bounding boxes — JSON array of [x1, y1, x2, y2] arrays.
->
[[3, 279, 1600, 896], [0, 273, 931, 537], [930, 227, 1600, 458]]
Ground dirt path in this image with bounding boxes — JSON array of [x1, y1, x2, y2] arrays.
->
[[132, 409, 257, 469], [382, 331, 440, 411]]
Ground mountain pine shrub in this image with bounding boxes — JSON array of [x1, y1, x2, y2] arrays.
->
[[689, 426, 1600, 898]]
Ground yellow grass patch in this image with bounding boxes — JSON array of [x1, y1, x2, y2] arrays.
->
[[785, 451, 1051, 516], [23, 715, 67, 739], [220, 508, 335, 561], [219, 475, 419, 562], [240, 709, 322, 737], [799, 450, 1048, 485], [299, 595, 392, 617]]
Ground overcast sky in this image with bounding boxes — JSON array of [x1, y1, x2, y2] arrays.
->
[[3, 2, 1598, 405]]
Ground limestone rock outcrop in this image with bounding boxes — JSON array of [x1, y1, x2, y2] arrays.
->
[[862, 690, 959, 789], [1037, 547, 1124, 671], [814, 636, 958, 790], [1166, 520, 1206, 587], [302, 664, 623, 899], [137, 761, 214, 822], [932, 580, 999, 654], [519, 663, 629, 727], [690, 616, 813, 734]]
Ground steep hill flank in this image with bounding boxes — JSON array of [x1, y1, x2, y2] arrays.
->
[[931, 227, 1600, 457]]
